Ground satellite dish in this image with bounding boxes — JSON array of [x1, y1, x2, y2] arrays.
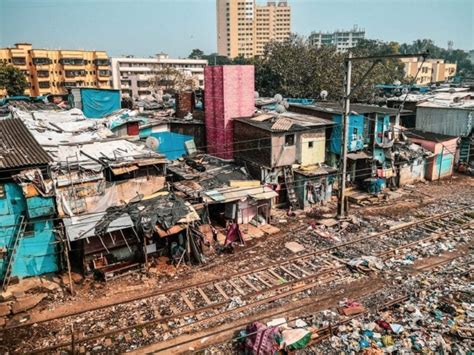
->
[[282, 100, 289, 109], [401, 88, 409, 95], [254, 91, 260, 99], [145, 136, 159, 151], [274, 94, 283, 103], [275, 104, 286, 113], [163, 94, 171, 102], [320, 90, 328, 100], [393, 80, 401, 86]]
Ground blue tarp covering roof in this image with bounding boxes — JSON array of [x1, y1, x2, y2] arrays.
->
[[80, 88, 121, 118], [151, 132, 194, 160]]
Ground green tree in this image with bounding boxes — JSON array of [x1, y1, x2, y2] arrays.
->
[[188, 49, 205, 59], [0, 64, 28, 96], [253, 35, 404, 101]]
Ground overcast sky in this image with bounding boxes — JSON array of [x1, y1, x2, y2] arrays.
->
[[1, 0, 472, 58]]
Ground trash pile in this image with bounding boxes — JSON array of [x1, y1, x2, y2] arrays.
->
[[314, 259, 474, 353]]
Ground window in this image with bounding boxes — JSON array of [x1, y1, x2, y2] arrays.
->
[[285, 134, 295, 146], [308, 141, 313, 148], [0, 184, 5, 199]]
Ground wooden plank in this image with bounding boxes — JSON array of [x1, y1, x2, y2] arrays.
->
[[197, 287, 212, 305], [180, 292, 195, 311], [327, 254, 347, 265], [301, 258, 319, 269], [267, 269, 287, 283], [291, 263, 311, 276], [279, 265, 300, 279], [214, 283, 229, 300], [254, 273, 273, 288], [228, 280, 246, 296], [240, 276, 259, 292]]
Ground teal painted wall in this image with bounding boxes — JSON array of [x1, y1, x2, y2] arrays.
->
[[435, 153, 454, 178], [0, 183, 58, 279]]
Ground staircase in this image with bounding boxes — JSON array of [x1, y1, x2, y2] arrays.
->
[[283, 166, 301, 210], [2, 216, 27, 291]]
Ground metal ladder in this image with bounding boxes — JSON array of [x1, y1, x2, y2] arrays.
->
[[459, 137, 471, 164], [2, 216, 27, 291], [283, 166, 301, 210]]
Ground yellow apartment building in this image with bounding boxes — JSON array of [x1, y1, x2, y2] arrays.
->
[[400, 57, 457, 85], [0, 43, 111, 97], [216, 0, 291, 58]]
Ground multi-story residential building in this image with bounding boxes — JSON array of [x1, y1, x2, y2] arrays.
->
[[110, 54, 208, 98], [216, 0, 291, 58], [0, 43, 110, 97], [400, 57, 457, 85], [309, 26, 365, 52]]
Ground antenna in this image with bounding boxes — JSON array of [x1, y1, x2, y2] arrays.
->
[[448, 40, 454, 52]]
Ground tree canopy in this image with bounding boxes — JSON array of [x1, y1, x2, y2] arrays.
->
[[253, 35, 406, 101], [0, 64, 28, 96]]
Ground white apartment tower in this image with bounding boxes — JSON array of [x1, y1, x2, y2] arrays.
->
[[309, 26, 366, 52]]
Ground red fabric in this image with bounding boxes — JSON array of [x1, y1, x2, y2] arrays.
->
[[225, 223, 244, 246], [245, 322, 280, 354], [376, 319, 391, 331]]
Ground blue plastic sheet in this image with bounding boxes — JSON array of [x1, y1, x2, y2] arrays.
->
[[81, 89, 120, 118], [150, 132, 194, 160]]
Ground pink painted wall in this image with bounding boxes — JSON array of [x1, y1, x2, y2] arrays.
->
[[409, 137, 458, 155], [204, 65, 255, 159]]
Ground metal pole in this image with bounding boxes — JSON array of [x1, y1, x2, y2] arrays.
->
[[337, 52, 352, 219], [437, 145, 444, 183]]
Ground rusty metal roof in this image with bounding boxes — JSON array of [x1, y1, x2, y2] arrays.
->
[[0, 118, 52, 170]]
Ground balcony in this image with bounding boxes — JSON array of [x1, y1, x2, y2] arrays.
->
[[36, 70, 50, 78], [38, 81, 51, 89], [60, 58, 85, 66], [93, 58, 110, 66], [65, 70, 86, 78], [32, 57, 52, 65], [12, 57, 27, 66], [98, 70, 110, 77]]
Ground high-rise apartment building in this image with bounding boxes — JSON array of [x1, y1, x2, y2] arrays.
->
[[110, 54, 208, 98], [0, 43, 111, 97], [217, 0, 291, 58], [309, 26, 365, 52]]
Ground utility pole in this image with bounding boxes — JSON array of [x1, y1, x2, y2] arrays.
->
[[337, 52, 352, 219]]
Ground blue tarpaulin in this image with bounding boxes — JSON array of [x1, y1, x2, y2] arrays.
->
[[150, 132, 194, 160], [80, 89, 121, 118]]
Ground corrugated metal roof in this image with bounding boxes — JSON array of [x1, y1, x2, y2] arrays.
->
[[203, 186, 278, 203], [0, 118, 51, 170], [271, 117, 294, 131]]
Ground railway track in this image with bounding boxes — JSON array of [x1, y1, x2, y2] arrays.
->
[[2, 207, 472, 353]]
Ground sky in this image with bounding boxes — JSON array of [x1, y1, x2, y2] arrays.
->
[[0, 0, 472, 58]]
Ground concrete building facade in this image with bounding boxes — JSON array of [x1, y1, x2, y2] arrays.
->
[[400, 57, 457, 85], [217, 0, 291, 58], [110, 54, 208, 98], [0, 43, 110, 97], [308, 26, 365, 52]]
